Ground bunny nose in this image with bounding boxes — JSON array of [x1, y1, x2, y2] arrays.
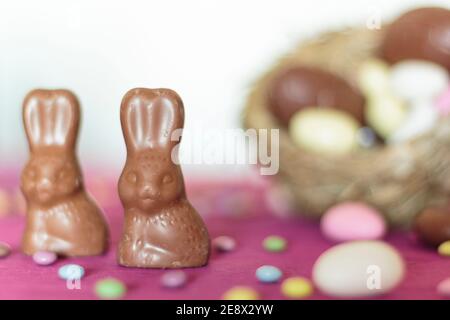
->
[[139, 185, 160, 200]]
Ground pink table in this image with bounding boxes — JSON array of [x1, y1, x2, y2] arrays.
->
[[0, 170, 448, 300]]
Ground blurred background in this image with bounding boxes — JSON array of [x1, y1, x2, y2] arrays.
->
[[1, 0, 448, 177]]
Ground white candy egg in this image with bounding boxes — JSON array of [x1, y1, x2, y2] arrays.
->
[[312, 240, 405, 297], [366, 95, 407, 139], [389, 60, 449, 102], [289, 108, 359, 155], [388, 100, 438, 144], [358, 58, 391, 97]]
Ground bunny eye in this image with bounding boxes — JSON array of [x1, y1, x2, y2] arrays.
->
[[127, 172, 137, 184], [162, 174, 173, 184]]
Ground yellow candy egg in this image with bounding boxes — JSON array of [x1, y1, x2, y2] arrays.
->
[[358, 58, 391, 97], [366, 95, 407, 139], [289, 108, 360, 155], [281, 277, 314, 299], [438, 241, 450, 257], [223, 286, 260, 300]]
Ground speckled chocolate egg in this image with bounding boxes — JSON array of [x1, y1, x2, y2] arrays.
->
[[382, 7, 450, 71], [268, 66, 365, 126], [414, 206, 450, 247]]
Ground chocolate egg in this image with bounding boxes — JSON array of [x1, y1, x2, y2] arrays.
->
[[382, 7, 450, 71], [268, 67, 365, 126], [414, 206, 450, 247]]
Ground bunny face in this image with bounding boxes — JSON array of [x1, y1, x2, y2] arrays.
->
[[119, 150, 184, 211], [119, 88, 186, 213], [21, 149, 82, 206]]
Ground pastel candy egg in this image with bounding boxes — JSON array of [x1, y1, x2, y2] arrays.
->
[[389, 60, 449, 101], [94, 278, 126, 300], [366, 95, 407, 139], [223, 286, 260, 300], [58, 264, 85, 280], [388, 100, 438, 144], [0, 242, 11, 258], [263, 235, 287, 252], [435, 85, 450, 116], [161, 270, 188, 288], [281, 277, 314, 299], [438, 240, 450, 257], [255, 265, 283, 283], [356, 127, 378, 149], [320, 202, 386, 242], [358, 58, 391, 96], [33, 251, 57, 266], [212, 236, 236, 252], [437, 278, 450, 297], [289, 108, 359, 155], [312, 241, 405, 297]]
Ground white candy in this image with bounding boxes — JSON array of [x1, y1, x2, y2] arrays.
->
[[289, 108, 359, 155], [312, 241, 405, 297], [358, 58, 391, 97], [389, 60, 449, 102], [388, 100, 438, 144], [366, 95, 407, 139]]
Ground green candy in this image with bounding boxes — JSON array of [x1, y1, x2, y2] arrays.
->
[[263, 236, 287, 252], [94, 278, 126, 300]]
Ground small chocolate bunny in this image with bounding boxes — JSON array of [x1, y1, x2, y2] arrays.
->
[[21, 89, 109, 256], [118, 88, 210, 268]]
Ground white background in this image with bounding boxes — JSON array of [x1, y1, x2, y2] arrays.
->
[[1, 0, 448, 176]]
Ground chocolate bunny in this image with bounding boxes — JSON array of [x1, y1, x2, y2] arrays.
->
[[118, 88, 210, 268], [21, 89, 109, 256]]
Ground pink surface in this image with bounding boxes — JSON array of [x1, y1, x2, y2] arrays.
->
[[0, 170, 449, 300]]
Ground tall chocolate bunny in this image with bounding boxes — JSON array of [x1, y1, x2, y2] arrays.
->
[[21, 89, 109, 256], [118, 88, 210, 268]]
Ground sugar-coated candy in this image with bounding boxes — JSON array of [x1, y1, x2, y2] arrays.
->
[[435, 85, 450, 116], [33, 251, 57, 266], [281, 277, 313, 299], [414, 206, 450, 247], [289, 108, 359, 155], [313, 241, 405, 297], [437, 278, 450, 297], [389, 60, 449, 101], [223, 286, 260, 300], [388, 101, 438, 144], [366, 95, 406, 139], [94, 278, 126, 300], [438, 240, 450, 257], [58, 264, 85, 280], [0, 242, 11, 258], [321, 202, 386, 242], [255, 265, 282, 283], [358, 58, 390, 97], [212, 236, 236, 252], [161, 270, 188, 289], [263, 235, 287, 252], [356, 127, 378, 149]]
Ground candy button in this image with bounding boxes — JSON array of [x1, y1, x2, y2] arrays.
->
[[212, 236, 236, 252], [0, 242, 11, 258], [438, 240, 450, 257], [33, 251, 57, 266], [58, 264, 85, 280], [161, 271, 187, 289], [281, 277, 314, 299], [223, 286, 260, 300], [263, 235, 287, 252], [255, 265, 282, 283], [437, 278, 450, 297], [94, 278, 126, 300]]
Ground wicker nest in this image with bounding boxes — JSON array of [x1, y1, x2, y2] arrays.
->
[[243, 28, 450, 227]]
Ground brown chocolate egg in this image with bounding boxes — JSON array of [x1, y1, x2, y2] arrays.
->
[[414, 206, 450, 247], [268, 66, 365, 126], [382, 7, 450, 71]]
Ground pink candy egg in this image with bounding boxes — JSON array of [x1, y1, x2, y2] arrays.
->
[[320, 202, 386, 242], [435, 85, 450, 116], [33, 251, 57, 266], [437, 278, 450, 297]]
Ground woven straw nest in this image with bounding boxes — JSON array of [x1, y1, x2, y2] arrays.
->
[[243, 28, 450, 227]]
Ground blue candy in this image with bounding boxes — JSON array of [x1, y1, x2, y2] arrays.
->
[[58, 264, 85, 280], [255, 265, 282, 283]]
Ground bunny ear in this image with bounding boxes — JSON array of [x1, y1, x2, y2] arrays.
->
[[23, 90, 80, 151], [120, 88, 184, 154]]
